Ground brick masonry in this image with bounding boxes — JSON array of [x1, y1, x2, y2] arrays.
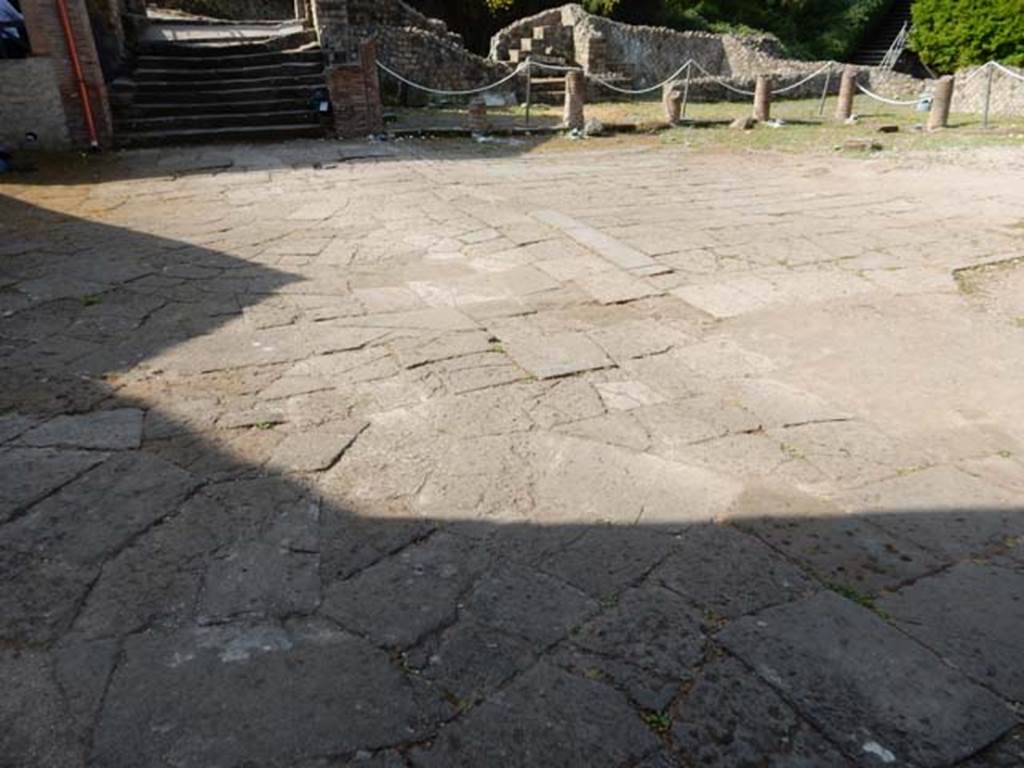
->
[[327, 39, 383, 137], [0, 59, 71, 149], [18, 0, 114, 148]]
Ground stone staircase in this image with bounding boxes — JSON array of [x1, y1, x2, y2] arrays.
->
[[506, 23, 573, 105], [112, 24, 329, 147], [850, 0, 914, 68]]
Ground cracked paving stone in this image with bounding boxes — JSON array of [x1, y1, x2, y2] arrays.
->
[[499, 330, 613, 380], [410, 663, 659, 768], [320, 532, 488, 648], [595, 380, 666, 411], [18, 408, 144, 450], [837, 466, 1024, 560], [727, 482, 945, 595], [406, 619, 537, 705], [53, 635, 121, 739], [198, 542, 320, 622], [671, 656, 853, 767], [557, 585, 707, 711], [1, 649, 82, 768], [463, 562, 598, 647], [539, 525, 677, 599], [960, 727, 1024, 768], [0, 451, 200, 643], [91, 621, 442, 767], [877, 562, 1024, 701], [530, 433, 742, 526], [651, 523, 816, 619], [0, 447, 107, 524], [718, 591, 1018, 767], [266, 420, 367, 472]]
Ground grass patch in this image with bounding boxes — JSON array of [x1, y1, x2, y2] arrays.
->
[[828, 582, 891, 619], [642, 711, 672, 736], [391, 95, 1024, 159]]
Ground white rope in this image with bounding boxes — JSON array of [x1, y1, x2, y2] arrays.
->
[[529, 60, 582, 73], [957, 63, 991, 85], [376, 60, 524, 96], [770, 62, 835, 95], [855, 82, 921, 106], [688, 60, 757, 96], [588, 60, 693, 95], [993, 62, 1024, 83]]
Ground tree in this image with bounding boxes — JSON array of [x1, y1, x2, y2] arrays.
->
[[910, 0, 1024, 71]]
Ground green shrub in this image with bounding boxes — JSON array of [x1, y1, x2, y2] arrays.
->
[[910, 0, 1024, 71]]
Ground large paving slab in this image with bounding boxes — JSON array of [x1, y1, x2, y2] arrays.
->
[[877, 563, 1024, 701], [718, 591, 1018, 766], [3, 139, 1024, 766]]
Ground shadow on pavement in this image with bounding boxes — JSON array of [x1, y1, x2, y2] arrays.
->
[[1, 195, 1022, 768]]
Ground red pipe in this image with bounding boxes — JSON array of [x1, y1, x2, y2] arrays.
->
[[55, 0, 100, 149]]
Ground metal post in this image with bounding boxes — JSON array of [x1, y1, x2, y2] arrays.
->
[[524, 56, 532, 128], [681, 61, 691, 121], [982, 62, 994, 129], [818, 63, 832, 117]]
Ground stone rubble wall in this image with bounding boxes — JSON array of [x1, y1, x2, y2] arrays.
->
[[952, 65, 1024, 118], [375, 26, 513, 97], [314, 0, 511, 97], [0, 58, 71, 149]]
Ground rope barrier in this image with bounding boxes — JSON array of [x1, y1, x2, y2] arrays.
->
[[957, 63, 990, 85], [588, 60, 693, 95], [770, 62, 835, 95], [854, 82, 921, 106], [993, 62, 1024, 83], [529, 60, 582, 73], [688, 60, 757, 96], [376, 60, 525, 97]]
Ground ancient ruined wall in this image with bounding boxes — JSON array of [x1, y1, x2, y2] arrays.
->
[[153, 0, 294, 21], [375, 26, 513, 94], [952, 65, 1024, 118], [0, 58, 71, 149]]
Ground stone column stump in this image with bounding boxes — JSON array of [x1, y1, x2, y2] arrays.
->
[[836, 66, 857, 121], [563, 70, 585, 131], [663, 83, 682, 125], [753, 75, 771, 122], [928, 76, 955, 131]]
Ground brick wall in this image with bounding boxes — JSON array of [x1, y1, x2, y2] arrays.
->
[[326, 39, 383, 137], [0, 59, 71, 149], [20, 0, 114, 148]]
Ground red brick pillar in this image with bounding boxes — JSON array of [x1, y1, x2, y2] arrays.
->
[[327, 38, 384, 138], [358, 38, 384, 135], [22, 0, 113, 148]]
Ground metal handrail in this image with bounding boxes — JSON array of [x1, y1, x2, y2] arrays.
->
[[880, 22, 909, 71]]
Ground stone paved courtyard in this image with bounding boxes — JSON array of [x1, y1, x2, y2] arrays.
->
[[2, 139, 1024, 767]]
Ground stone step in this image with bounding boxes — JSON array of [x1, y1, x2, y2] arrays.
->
[[122, 72, 327, 93], [115, 109, 321, 133], [114, 123, 326, 148], [119, 98, 316, 118], [114, 82, 326, 105], [136, 49, 323, 70], [134, 61, 324, 83], [137, 30, 316, 57]]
